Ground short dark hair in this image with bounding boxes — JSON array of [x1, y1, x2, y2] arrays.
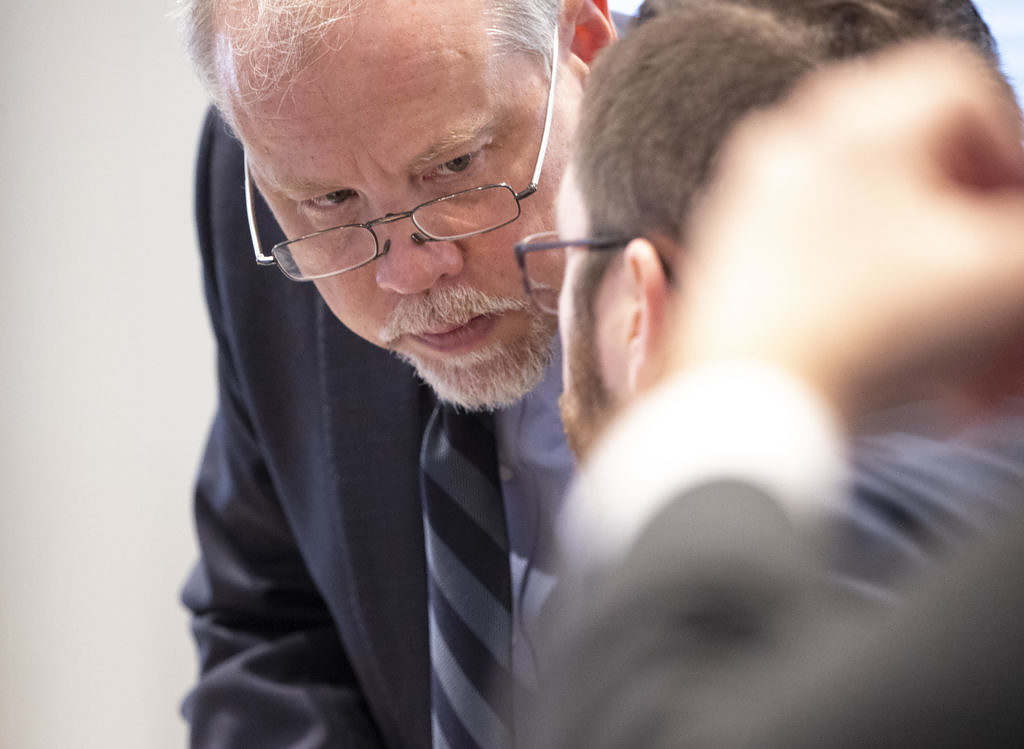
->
[[635, 0, 1000, 63], [572, 3, 818, 317], [571, 0, 1007, 311], [578, 3, 818, 242], [764, 0, 999, 62]]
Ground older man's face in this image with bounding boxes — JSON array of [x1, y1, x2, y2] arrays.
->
[[222, 0, 583, 409]]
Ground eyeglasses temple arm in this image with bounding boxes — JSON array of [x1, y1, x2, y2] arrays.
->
[[526, 25, 559, 192], [244, 154, 276, 265]]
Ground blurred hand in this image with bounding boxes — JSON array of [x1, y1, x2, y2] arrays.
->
[[670, 40, 1024, 427]]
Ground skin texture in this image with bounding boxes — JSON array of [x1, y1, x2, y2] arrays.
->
[[216, 0, 614, 409]]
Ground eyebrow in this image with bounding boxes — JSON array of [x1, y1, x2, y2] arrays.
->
[[265, 108, 511, 198], [405, 113, 496, 173], [269, 175, 344, 198], [254, 161, 343, 199]]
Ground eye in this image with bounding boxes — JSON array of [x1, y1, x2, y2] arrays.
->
[[442, 153, 473, 173], [432, 152, 476, 178], [318, 188, 358, 206]]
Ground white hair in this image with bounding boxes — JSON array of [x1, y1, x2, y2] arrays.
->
[[174, 0, 559, 117]]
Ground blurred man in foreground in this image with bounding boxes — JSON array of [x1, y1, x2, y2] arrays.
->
[[540, 38, 1024, 749]]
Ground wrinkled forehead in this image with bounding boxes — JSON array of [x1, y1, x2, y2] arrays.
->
[[214, 0, 500, 112]]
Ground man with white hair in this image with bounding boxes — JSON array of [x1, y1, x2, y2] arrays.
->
[[175, 1, 614, 746]]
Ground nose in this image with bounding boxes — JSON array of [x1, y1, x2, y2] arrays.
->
[[375, 225, 464, 295]]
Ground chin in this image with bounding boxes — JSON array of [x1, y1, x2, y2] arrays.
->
[[398, 315, 556, 411]]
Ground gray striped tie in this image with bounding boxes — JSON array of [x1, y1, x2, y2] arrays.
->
[[420, 404, 514, 749]]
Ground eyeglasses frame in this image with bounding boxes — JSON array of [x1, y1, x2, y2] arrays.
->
[[243, 26, 561, 281], [513, 231, 631, 311]]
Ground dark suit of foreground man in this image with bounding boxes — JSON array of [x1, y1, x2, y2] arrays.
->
[[544, 481, 1024, 749]]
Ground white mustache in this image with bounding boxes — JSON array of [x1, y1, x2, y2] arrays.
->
[[380, 286, 530, 344]]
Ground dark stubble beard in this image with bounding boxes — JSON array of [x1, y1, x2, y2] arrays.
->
[[559, 300, 615, 461]]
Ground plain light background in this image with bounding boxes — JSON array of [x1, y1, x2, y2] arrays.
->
[[1, 1, 1021, 748], [0, 2, 210, 748]]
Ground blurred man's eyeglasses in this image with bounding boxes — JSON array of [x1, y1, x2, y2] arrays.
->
[[513, 230, 630, 314], [244, 28, 560, 282]]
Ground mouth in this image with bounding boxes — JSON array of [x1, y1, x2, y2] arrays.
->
[[409, 313, 500, 354]]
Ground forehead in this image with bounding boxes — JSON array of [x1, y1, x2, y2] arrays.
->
[[221, 0, 533, 184], [219, 0, 491, 84]]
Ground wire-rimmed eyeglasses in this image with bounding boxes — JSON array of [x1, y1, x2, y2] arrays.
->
[[513, 230, 630, 314], [244, 28, 561, 282]]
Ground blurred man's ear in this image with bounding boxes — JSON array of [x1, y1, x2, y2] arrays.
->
[[564, 0, 617, 64], [622, 237, 671, 394]]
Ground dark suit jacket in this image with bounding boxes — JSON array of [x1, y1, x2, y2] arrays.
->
[[536, 479, 1024, 749], [180, 108, 438, 748]]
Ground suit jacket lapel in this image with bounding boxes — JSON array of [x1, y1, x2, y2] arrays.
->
[[317, 297, 433, 747]]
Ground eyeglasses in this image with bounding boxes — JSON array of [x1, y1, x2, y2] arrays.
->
[[244, 28, 561, 282], [513, 230, 630, 314]]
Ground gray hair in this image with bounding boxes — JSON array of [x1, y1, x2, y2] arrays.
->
[[175, 0, 559, 118]]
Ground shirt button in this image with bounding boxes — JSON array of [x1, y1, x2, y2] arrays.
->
[[499, 464, 514, 482]]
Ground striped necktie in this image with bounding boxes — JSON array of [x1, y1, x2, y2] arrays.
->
[[420, 404, 515, 749]]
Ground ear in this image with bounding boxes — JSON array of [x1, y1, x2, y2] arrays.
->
[[563, 0, 617, 65], [622, 238, 671, 395]]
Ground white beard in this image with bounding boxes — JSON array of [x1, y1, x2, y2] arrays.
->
[[381, 286, 557, 410]]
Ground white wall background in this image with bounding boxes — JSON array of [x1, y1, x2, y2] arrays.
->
[[979, 0, 1024, 92], [0, 2, 211, 747], [1, 1, 1021, 748]]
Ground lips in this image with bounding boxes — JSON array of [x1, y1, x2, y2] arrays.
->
[[410, 314, 498, 353], [420, 320, 470, 336]]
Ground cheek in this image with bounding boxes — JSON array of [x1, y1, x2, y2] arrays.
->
[[593, 305, 633, 400], [312, 270, 393, 345], [463, 224, 557, 292], [531, 244, 567, 294], [592, 274, 632, 398], [595, 319, 621, 390], [471, 232, 523, 283], [558, 259, 584, 384], [558, 295, 576, 386]]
